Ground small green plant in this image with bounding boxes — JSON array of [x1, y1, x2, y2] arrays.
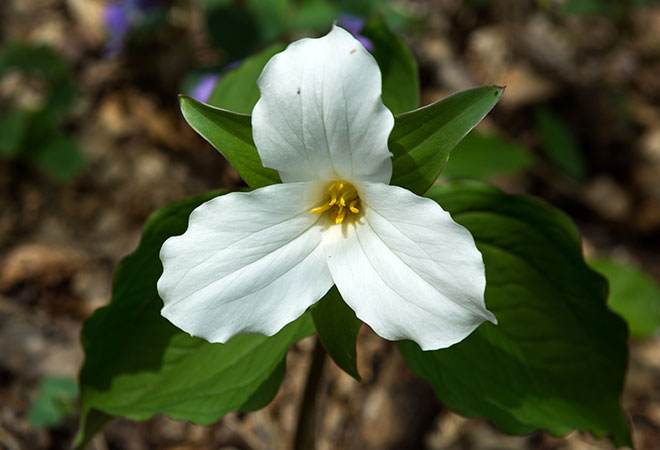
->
[[0, 44, 84, 181], [28, 377, 78, 429]]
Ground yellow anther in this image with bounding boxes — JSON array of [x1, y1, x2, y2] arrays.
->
[[310, 180, 361, 224]]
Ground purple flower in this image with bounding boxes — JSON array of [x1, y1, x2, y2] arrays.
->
[[337, 14, 374, 53], [190, 74, 220, 103], [103, 0, 161, 54], [188, 60, 242, 103], [103, 4, 131, 54], [104, 3, 131, 35]]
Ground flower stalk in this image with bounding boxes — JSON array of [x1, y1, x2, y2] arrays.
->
[[294, 337, 327, 450]]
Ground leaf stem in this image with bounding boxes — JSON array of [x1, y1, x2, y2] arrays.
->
[[293, 336, 327, 450]]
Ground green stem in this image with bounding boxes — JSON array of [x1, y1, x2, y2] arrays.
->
[[293, 336, 327, 450]]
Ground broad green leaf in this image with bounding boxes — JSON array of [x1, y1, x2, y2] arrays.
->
[[238, 360, 287, 411], [208, 43, 286, 113], [535, 107, 586, 180], [361, 17, 419, 115], [180, 96, 280, 188], [28, 377, 78, 428], [311, 287, 362, 380], [76, 191, 314, 448], [389, 86, 504, 195], [442, 132, 532, 180], [399, 182, 630, 446], [590, 258, 660, 339]]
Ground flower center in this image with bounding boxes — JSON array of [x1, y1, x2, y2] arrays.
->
[[310, 180, 360, 224]]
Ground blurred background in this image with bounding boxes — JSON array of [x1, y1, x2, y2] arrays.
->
[[1, 0, 660, 448]]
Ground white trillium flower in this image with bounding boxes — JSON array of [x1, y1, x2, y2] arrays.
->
[[158, 25, 497, 351]]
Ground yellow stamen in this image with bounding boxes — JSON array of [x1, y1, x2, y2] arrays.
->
[[310, 203, 333, 215], [335, 206, 347, 224], [310, 180, 361, 224]]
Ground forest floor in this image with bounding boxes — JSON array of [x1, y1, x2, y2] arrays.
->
[[1, 0, 659, 449]]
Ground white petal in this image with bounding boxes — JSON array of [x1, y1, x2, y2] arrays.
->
[[252, 25, 394, 184], [158, 182, 333, 343], [323, 182, 496, 350]]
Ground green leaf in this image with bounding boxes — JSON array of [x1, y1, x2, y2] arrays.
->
[[208, 43, 286, 114], [75, 409, 113, 449], [535, 107, 586, 180], [399, 182, 631, 446], [238, 360, 287, 411], [389, 86, 504, 195], [76, 191, 314, 448], [30, 135, 85, 181], [246, 0, 289, 42], [590, 258, 660, 339], [361, 17, 419, 115], [0, 45, 82, 179], [0, 110, 30, 157], [293, 0, 337, 31], [441, 131, 532, 180], [202, 3, 260, 62], [338, 0, 378, 17], [180, 96, 280, 188], [0, 44, 77, 115], [311, 287, 362, 380], [28, 377, 78, 428], [561, 0, 625, 18]]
